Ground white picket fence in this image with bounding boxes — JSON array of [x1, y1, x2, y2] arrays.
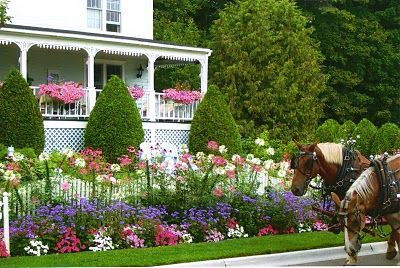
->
[[0, 192, 10, 256]]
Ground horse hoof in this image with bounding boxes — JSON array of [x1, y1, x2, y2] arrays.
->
[[386, 251, 397, 260], [345, 256, 357, 266]]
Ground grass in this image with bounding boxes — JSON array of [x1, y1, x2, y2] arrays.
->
[[0, 231, 388, 267]]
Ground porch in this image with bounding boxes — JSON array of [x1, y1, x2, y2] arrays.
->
[[0, 25, 211, 151]]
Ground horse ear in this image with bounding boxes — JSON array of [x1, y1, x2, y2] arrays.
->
[[309, 143, 318, 152], [331, 192, 341, 207], [293, 139, 302, 150]]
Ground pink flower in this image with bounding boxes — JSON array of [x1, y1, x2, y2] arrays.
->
[[258, 225, 278, 236], [227, 218, 238, 229], [128, 86, 145, 99], [226, 170, 236, 179], [212, 156, 226, 166], [39, 82, 84, 104], [118, 155, 132, 166], [213, 187, 224, 197], [207, 141, 219, 151], [60, 181, 70, 191], [162, 88, 202, 104]]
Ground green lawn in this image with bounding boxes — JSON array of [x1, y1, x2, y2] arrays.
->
[[0, 231, 387, 267]]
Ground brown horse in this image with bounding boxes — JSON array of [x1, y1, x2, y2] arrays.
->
[[290, 142, 370, 199], [331, 154, 400, 265]]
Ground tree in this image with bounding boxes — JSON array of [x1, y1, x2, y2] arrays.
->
[[301, 1, 400, 125], [0, 69, 44, 154], [0, 0, 11, 27], [84, 76, 144, 163], [188, 84, 242, 155], [210, 0, 327, 142]]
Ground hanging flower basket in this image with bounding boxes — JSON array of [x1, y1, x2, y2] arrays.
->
[[128, 85, 145, 100], [38, 82, 85, 104], [162, 88, 202, 105]]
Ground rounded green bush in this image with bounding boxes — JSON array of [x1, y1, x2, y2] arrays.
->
[[338, 120, 356, 142], [352, 118, 377, 156], [315, 119, 340, 143], [188, 84, 242, 155], [0, 69, 44, 154], [372, 123, 400, 154], [84, 75, 144, 162]]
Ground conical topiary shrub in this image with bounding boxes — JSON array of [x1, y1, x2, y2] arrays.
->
[[0, 69, 44, 154], [372, 123, 400, 154], [315, 119, 340, 143], [188, 84, 242, 155], [338, 120, 356, 142], [352, 118, 377, 156], [84, 75, 144, 162]]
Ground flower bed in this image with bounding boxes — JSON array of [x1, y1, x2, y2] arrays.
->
[[0, 138, 331, 257]]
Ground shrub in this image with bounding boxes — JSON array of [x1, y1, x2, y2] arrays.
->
[[352, 118, 377, 156], [0, 69, 44, 155], [315, 119, 340, 143], [337, 120, 356, 141], [188, 85, 242, 155], [84, 76, 144, 162], [372, 123, 400, 154]]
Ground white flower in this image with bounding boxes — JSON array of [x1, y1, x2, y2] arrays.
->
[[255, 138, 265, 146], [277, 169, 287, 178], [266, 147, 275, 156], [38, 152, 49, 161], [214, 167, 226, 176], [196, 152, 205, 159], [246, 154, 254, 162], [225, 163, 236, 171], [263, 159, 274, 170], [13, 152, 25, 162], [110, 164, 121, 172], [109, 176, 117, 184], [219, 145, 228, 154], [181, 233, 193, 244], [232, 154, 241, 162], [62, 148, 74, 158], [75, 157, 86, 168]]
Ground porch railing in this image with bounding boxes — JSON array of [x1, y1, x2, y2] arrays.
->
[[31, 87, 200, 121]]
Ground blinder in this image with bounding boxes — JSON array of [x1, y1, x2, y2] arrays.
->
[[290, 151, 318, 179]]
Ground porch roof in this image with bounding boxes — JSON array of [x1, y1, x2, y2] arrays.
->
[[0, 24, 212, 57]]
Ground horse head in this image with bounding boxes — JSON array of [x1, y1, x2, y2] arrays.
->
[[290, 142, 321, 196]]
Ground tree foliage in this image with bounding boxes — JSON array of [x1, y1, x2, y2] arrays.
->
[[301, 0, 400, 125], [315, 119, 340, 143], [337, 120, 356, 141], [352, 118, 377, 156], [210, 0, 326, 141], [0, 69, 44, 154], [84, 76, 144, 163], [188, 84, 242, 155], [0, 0, 11, 27]]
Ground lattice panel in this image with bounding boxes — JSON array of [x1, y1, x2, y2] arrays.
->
[[155, 129, 189, 147], [144, 129, 152, 143], [45, 128, 85, 153]]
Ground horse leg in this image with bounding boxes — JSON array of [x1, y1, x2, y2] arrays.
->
[[386, 230, 397, 260]]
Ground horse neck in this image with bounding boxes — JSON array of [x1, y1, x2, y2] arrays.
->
[[315, 150, 339, 186], [360, 173, 381, 213]]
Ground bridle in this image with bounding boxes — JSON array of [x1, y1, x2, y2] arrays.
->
[[337, 196, 366, 242], [291, 151, 319, 188]]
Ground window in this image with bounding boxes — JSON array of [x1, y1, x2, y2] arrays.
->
[[106, 0, 121, 32], [94, 63, 123, 91], [87, 0, 121, 32], [87, 0, 102, 29]]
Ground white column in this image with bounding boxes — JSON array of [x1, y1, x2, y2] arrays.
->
[[147, 54, 158, 122], [200, 57, 209, 94], [19, 49, 28, 79], [3, 192, 10, 255], [85, 48, 99, 113]]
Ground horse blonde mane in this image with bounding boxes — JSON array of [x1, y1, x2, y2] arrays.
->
[[317, 143, 343, 165], [346, 167, 374, 201]]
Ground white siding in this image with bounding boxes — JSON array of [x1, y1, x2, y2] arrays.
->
[[7, 0, 153, 39]]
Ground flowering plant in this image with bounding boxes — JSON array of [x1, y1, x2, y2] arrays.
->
[[162, 83, 201, 105], [128, 85, 145, 100], [39, 76, 84, 104], [24, 237, 49, 256]]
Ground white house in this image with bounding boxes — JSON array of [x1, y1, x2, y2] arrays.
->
[[0, 0, 212, 152]]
